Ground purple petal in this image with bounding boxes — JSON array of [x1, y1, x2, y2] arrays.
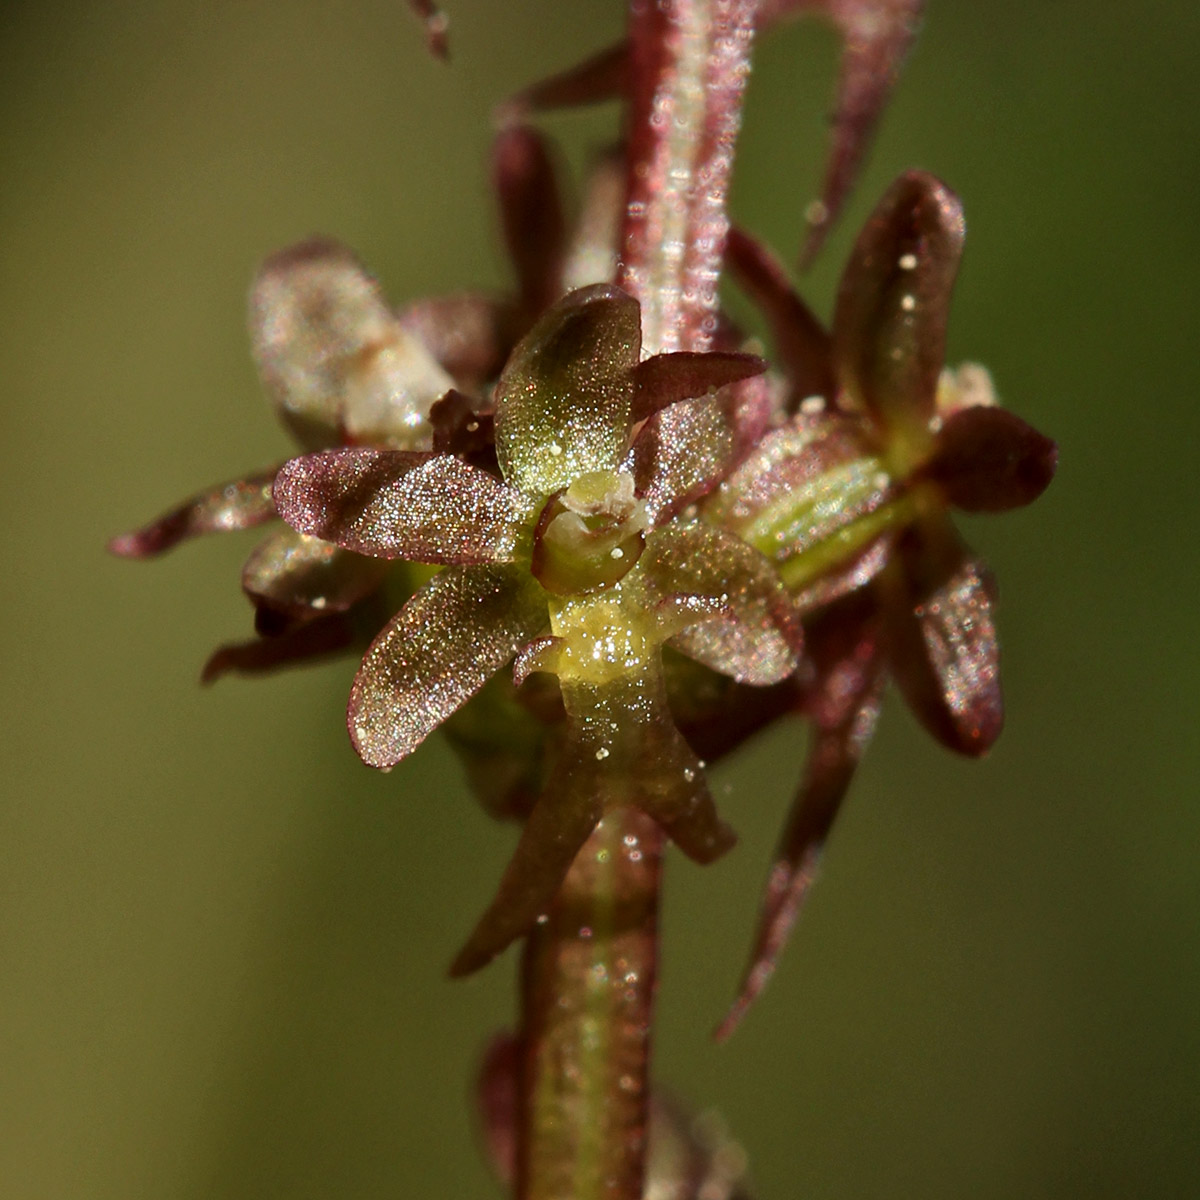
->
[[201, 612, 359, 684], [492, 125, 568, 317], [626, 389, 768, 525], [273, 448, 535, 564], [926, 406, 1058, 513], [717, 599, 884, 1038], [639, 523, 802, 686], [348, 564, 547, 768], [241, 527, 388, 620], [494, 285, 641, 495], [250, 238, 451, 449], [725, 227, 834, 404], [630, 351, 766, 423], [885, 525, 1003, 756], [108, 469, 278, 558], [833, 171, 964, 444]]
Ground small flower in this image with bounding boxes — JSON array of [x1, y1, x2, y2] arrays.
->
[[274, 284, 802, 973], [708, 170, 1058, 1034]]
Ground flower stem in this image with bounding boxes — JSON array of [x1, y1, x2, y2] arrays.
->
[[514, 5, 756, 1198], [517, 811, 663, 1200]]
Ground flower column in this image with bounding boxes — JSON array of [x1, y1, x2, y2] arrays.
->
[[515, 4, 758, 1199]]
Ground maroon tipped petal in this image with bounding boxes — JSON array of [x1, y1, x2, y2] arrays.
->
[[725, 227, 834, 405], [397, 292, 515, 391], [492, 125, 568, 317], [926, 406, 1059, 514], [108, 469, 279, 558], [349, 564, 547, 769], [630, 351, 766, 423], [273, 448, 535, 564], [884, 525, 1003, 756], [834, 171, 964, 444]]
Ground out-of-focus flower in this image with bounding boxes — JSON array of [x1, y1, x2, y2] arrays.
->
[[708, 171, 1058, 1034], [274, 284, 801, 973]]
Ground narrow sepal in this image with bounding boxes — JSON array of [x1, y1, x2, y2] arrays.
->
[[640, 523, 802, 686], [495, 285, 640, 495], [833, 171, 964, 440], [630, 351, 766, 423], [448, 753, 604, 977], [201, 612, 358, 683], [780, 0, 926, 267], [273, 448, 534, 564], [885, 524, 1003, 756], [725, 227, 834, 404], [498, 41, 628, 119], [241, 527, 387, 621], [926, 406, 1058, 513], [492, 125, 568, 317], [250, 238, 451, 448], [348, 565, 547, 768], [108, 469, 278, 558], [718, 602, 884, 1038]]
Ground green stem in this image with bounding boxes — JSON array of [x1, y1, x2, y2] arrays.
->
[[514, 4, 757, 1198], [517, 811, 663, 1200]]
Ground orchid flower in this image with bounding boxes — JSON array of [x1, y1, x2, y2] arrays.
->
[[273, 283, 803, 973], [706, 171, 1058, 1034]]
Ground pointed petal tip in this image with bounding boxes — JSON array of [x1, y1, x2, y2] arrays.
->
[[407, 0, 449, 61]]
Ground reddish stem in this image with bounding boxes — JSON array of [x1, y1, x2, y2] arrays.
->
[[515, 5, 757, 1198]]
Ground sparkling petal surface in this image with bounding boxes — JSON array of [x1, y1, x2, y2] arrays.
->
[[885, 524, 1003, 756], [833, 171, 964, 442], [495, 284, 641, 495], [926, 405, 1059, 513], [639, 523, 802, 686], [348, 564, 547, 769], [107, 469, 278, 558], [626, 390, 766, 525], [250, 237, 451, 449], [273, 448, 535, 564], [718, 596, 884, 1038], [241, 527, 387, 619]]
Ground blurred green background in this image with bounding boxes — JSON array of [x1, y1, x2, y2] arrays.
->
[[3, 2, 1198, 1196]]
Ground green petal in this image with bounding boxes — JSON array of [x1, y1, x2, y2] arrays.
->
[[494, 284, 640, 495], [348, 565, 547, 768]]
